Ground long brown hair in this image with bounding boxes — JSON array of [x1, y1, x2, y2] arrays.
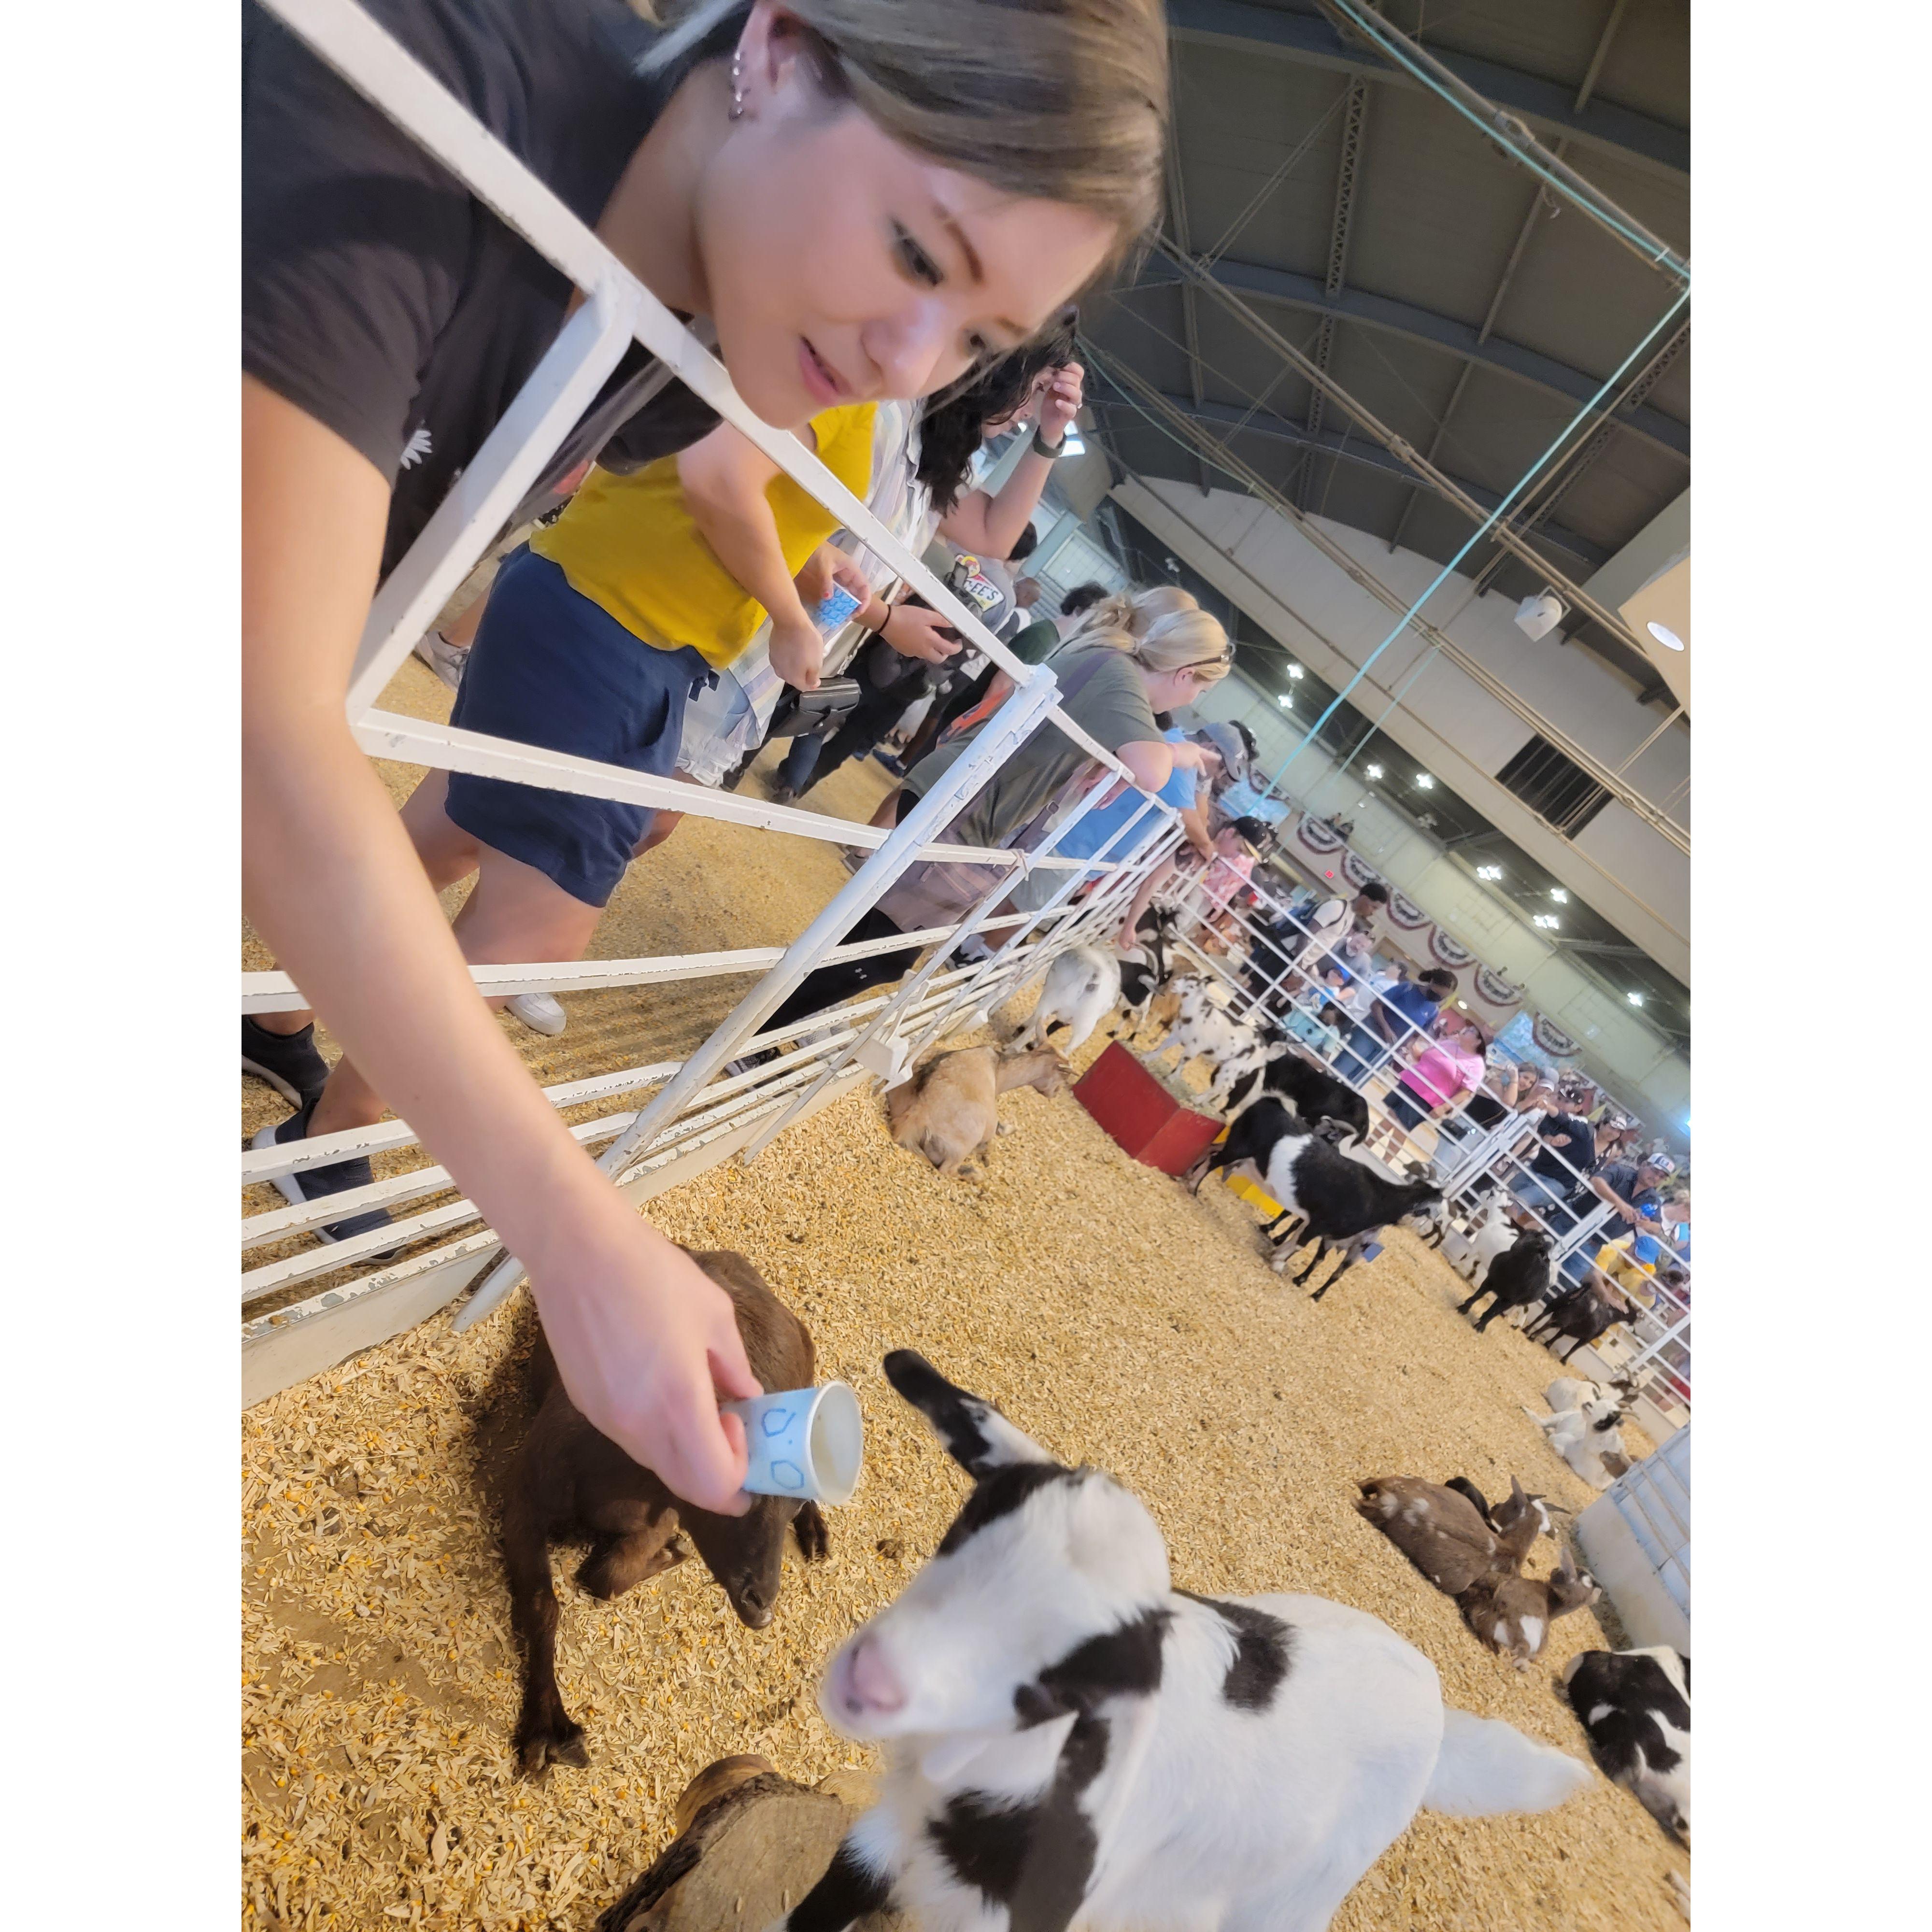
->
[[646, 0, 1171, 245]]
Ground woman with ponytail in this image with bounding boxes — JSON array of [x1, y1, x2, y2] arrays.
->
[[242, 0, 1170, 1512]]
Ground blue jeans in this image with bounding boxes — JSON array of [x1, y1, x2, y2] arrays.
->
[[776, 731, 824, 793]]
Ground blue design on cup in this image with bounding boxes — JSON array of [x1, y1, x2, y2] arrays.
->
[[771, 1460, 806, 1491], [762, 1408, 793, 1438]]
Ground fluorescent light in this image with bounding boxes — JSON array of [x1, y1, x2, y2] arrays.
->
[[1550, 888, 1569, 903], [1414, 773, 1435, 789], [1286, 664, 1305, 680], [1532, 914, 1561, 931], [1476, 864, 1503, 881], [1365, 764, 1383, 779], [1627, 991, 1646, 1006], [1647, 621, 1685, 652], [1277, 693, 1293, 708]]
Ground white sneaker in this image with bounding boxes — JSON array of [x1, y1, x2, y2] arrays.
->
[[413, 631, 469, 690], [508, 992, 567, 1036]]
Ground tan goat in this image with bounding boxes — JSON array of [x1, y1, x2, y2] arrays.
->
[[883, 1044, 1069, 1177]]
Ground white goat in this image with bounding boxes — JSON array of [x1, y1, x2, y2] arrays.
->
[[1545, 1371, 1638, 1417], [1525, 1394, 1631, 1491], [1011, 946, 1124, 1058], [773, 1351, 1589, 1932], [1140, 975, 1273, 1110]]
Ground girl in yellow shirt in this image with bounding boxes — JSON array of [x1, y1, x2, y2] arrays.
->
[[434, 400, 876, 913]]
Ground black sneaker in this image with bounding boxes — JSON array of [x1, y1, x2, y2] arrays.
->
[[250, 1100, 400, 1252], [243, 1016, 331, 1107]]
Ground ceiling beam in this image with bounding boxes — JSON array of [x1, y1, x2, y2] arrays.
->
[[1096, 388, 1610, 570], [1162, 107, 1213, 494], [1387, 154, 1560, 552], [1166, 0, 1688, 180], [1299, 75, 1369, 510], [1128, 255, 1691, 461]]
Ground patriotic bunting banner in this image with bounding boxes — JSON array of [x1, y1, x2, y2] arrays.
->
[[1430, 928, 1475, 968], [1533, 1014, 1582, 1060], [1387, 890, 1431, 930], [1474, 965, 1523, 1009]]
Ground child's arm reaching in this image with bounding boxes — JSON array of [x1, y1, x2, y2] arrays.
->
[[678, 419, 826, 687]]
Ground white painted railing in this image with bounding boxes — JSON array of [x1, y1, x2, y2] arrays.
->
[[242, 0, 1185, 1397]]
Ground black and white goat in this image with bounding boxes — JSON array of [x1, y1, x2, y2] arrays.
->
[[1221, 1046, 1371, 1148], [1561, 1647, 1690, 1845], [1139, 977, 1277, 1111], [1525, 1393, 1632, 1490], [1113, 907, 1181, 1042], [1187, 1098, 1442, 1298], [773, 1351, 1589, 1932]]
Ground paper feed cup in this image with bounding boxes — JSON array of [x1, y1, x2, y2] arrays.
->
[[722, 1382, 864, 1506]]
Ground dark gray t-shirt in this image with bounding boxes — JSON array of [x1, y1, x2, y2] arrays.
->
[[902, 642, 1158, 850], [242, 0, 730, 578]]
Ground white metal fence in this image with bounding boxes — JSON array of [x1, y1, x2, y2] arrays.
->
[[1151, 858, 1690, 1415], [242, 0, 1186, 1402]]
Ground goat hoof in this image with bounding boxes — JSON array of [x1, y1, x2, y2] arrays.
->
[[515, 1715, 589, 1777], [793, 1501, 830, 1564]]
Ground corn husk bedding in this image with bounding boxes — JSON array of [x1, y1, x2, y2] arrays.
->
[[244, 656, 1681, 1927]]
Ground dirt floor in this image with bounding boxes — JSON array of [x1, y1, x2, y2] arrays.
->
[[243, 658, 1685, 1930]]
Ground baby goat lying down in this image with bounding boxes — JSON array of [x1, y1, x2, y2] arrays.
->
[[772, 1353, 1589, 1932], [1561, 1647, 1690, 1846], [884, 1045, 1068, 1178]]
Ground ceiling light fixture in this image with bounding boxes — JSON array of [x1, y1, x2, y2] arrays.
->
[[1365, 764, 1383, 779], [1414, 773, 1435, 789], [1286, 664, 1305, 680], [1647, 621, 1685, 652], [1475, 865, 1503, 881], [1277, 693, 1293, 708], [1515, 590, 1565, 641], [1550, 889, 1569, 903], [1627, 991, 1646, 1006]]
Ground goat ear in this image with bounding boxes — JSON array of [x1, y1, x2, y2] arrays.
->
[[882, 1350, 1055, 1476]]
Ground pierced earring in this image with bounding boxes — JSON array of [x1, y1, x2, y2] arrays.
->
[[729, 50, 745, 121]]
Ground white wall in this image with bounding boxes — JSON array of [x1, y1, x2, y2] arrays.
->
[[1186, 671, 1691, 1134], [1114, 477, 1691, 983]]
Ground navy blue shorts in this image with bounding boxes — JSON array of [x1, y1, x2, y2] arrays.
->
[[444, 549, 714, 907]]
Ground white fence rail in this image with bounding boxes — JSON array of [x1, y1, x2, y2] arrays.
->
[[242, 0, 1187, 1398]]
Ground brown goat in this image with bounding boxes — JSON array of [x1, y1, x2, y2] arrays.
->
[[1457, 1551, 1600, 1667], [1354, 1476, 1543, 1596], [883, 1044, 1068, 1177], [501, 1249, 829, 1777]]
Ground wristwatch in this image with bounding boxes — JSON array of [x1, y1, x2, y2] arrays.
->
[[1031, 427, 1065, 459]]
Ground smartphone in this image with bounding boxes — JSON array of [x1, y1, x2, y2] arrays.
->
[[812, 585, 863, 635]]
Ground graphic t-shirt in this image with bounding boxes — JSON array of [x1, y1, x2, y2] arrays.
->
[[242, 0, 728, 577]]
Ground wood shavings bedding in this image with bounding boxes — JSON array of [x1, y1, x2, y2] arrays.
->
[[243, 659, 1680, 1928]]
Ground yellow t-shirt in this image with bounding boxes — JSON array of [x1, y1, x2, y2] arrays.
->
[[532, 403, 876, 670]]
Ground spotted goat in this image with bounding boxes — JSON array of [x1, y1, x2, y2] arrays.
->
[[771, 1351, 1589, 1932]]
